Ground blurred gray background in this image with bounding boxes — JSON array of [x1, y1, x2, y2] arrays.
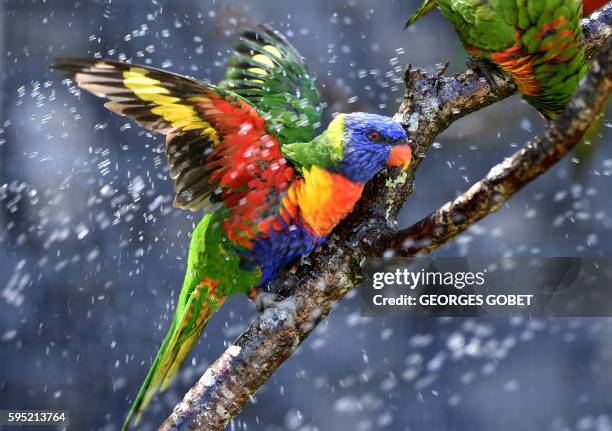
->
[[1, 0, 612, 430]]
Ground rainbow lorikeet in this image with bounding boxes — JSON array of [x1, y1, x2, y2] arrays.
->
[[405, 0, 588, 119], [51, 26, 412, 430]]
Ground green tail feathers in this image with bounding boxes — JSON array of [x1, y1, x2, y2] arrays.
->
[[405, 0, 437, 28], [121, 287, 223, 430], [121, 214, 225, 431]]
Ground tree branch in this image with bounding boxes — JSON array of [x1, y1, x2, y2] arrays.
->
[[375, 38, 612, 257], [159, 7, 612, 430]]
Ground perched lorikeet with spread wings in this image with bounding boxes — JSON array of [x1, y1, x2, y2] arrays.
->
[[405, 0, 588, 119], [51, 25, 412, 430]]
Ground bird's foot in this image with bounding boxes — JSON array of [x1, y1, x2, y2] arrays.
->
[[255, 269, 301, 313], [466, 57, 503, 94], [255, 291, 287, 314], [277, 270, 302, 298]]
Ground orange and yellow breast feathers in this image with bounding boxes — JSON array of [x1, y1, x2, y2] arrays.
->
[[280, 166, 364, 238]]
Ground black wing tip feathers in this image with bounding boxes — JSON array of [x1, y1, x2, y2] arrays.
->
[[49, 58, 119, 77], [49, 58, 84, 74]]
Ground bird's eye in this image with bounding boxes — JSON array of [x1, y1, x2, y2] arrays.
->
[[368, 131, 382, 142]]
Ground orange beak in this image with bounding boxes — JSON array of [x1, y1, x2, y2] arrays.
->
[[387, 144, 412, 171]]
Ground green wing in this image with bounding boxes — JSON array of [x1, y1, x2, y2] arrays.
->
[[406, 0, 516, 52], [405, 0, 438, 27], [438, 0, 517, 52], [219, 25, 323, 146]]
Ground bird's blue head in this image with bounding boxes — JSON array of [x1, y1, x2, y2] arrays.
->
[[336, 112, 412, 183]]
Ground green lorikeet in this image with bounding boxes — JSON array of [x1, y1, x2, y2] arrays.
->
[[51, 26, 412, 429], [405, 0, 588, 119]]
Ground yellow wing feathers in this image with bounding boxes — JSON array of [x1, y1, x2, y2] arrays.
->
[[247, 44, 283, 80], [120, 67, 219, 141], [53, 59, 219, 142]]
